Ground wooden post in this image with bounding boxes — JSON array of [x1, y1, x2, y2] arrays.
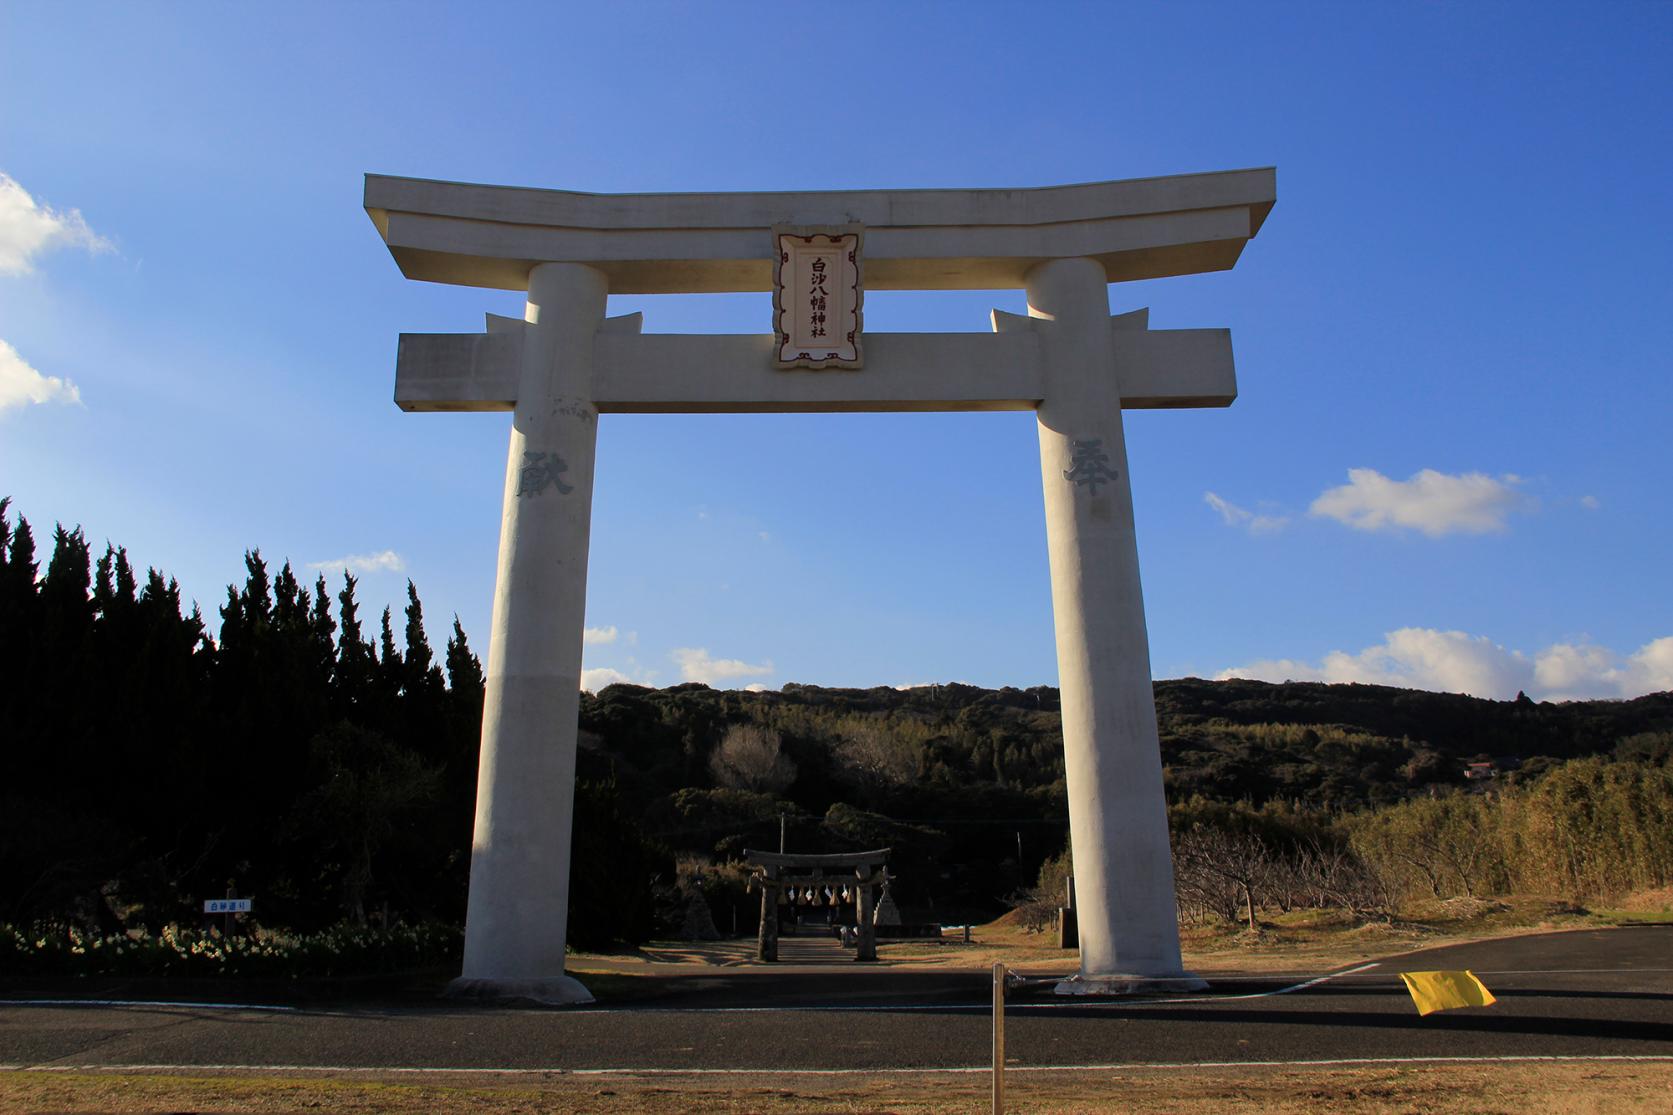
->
[[756, 871, 778, 962], [992, 961, 1007, 1115], [855, 877, 877, 961]]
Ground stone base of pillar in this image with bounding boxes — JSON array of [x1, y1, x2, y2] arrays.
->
[[1053, 972, 1208, 996], [445, 975, 595, 1006]]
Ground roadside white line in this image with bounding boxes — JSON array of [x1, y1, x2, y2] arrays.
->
[[559, 961, 1386, 1014], [1070, 961, 1384, 1007], [9, 1054, 1673, 1077], [1466, 968, 1673, 976], [1, 963, 1384, 1020], [1, 999, 296, 1013]]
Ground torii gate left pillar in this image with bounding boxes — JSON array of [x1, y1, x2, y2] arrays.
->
[[446, 262, 605, 1004], [366, 168, 1275, 1003]]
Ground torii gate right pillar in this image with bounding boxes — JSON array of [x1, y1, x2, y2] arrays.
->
[[1030, 258, 1205, 993]]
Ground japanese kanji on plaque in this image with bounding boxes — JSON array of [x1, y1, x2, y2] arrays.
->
[[773, 228, 863, 369]]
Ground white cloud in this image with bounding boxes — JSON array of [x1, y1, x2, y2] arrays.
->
[[581, 666, 642, 692], [1219, 628, 1673, 701], [893, 680, 974, 690], [0, 338, 80, 413], [1580, 495, 1601, 511], [673, 646, 774, 686], [1310, 468, 1527, 537], [1627, 638, 1673, 695], [1220, 628, 1530, 699], [1203, 491, 1289, 535], [743, 682, 771, 692], [584, 625, 618, 645], [307, 549, 407, 575], [1534, 636, 1673, 702], [0, 173, 112, 275]]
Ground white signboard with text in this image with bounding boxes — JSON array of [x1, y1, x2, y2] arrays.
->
[[773, 228, 863, 369]]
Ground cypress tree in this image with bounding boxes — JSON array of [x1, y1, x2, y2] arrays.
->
[[40, 525, 93, 623], [0, 506, 39, 749], [400, 580, 448, 763], [2, 507, 37, 600], [88, 545, 144, 828], [93, 543, 115, 614], [403, 580, 437, 686], [334, 572, 374, 720], [4, 513, 37, 592], [114, 547, 136, 604], [273, 561, 304, 630], [378, 606, 400, 672], [441, 614, 486, 858], [38, 526, 96, 764], [309, 574, 337, 688], [445, 616, 484, 696], [371, 605, 405, 734]]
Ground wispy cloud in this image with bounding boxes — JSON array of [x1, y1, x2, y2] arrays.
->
[[0, 338, 80, 414], [0, 172, 112, 275], [584, 625, 618, 645], [1310, 468, 1528, 537], [673, 646, 774, 686], [1203, 491, 1289, 535], [1218, 628, 1673, 701], [307, 549, 406, 575]]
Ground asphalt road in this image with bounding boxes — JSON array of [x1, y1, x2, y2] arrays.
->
[[2, 927, 1669, 1074]]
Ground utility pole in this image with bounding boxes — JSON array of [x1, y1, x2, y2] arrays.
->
[[780, 812, 787, 854]]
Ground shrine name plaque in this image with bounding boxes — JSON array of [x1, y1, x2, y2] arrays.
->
[[773, 227, 863, 369]]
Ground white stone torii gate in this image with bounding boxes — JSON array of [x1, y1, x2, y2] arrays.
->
[[365, 167, 1275, 1003]]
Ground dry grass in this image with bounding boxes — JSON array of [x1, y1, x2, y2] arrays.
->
[[568, 893, 1652, 984], [1609, 885, 1673, 918], [4, 1062, 1671, 1114]]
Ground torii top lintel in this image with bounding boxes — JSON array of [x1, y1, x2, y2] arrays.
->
[[364, 168, 1275, 294]]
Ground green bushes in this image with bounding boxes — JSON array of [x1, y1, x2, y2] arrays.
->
[[0, 922, 462, 979]]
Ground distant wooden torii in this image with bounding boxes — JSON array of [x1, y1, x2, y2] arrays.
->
[[745, 848, 890, 962]]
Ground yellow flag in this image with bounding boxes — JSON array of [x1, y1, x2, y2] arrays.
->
[[1400, 970, 1497, 1016]]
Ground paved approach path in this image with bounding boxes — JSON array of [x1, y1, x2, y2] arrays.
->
[[2, 927, 1669, 1075]]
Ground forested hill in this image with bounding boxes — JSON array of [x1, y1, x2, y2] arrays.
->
[[575, 677, 1670, 927], [579, 677, 1673, 816]]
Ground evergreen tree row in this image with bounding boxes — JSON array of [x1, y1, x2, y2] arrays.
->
[[0, 498, 485, 933]]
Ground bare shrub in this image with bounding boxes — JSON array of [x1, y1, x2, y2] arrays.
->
[[1008, 848, 1072, 935], [709, 723, 797, 794], [1173, 824, 1273, 931], [1290, 838, 1394, 918], [836, 715, 920, 788]]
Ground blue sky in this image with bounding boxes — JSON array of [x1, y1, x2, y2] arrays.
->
[[3, 2, 1669, 701]]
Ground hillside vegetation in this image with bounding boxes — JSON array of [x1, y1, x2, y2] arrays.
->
[[2, 497, 1669, 955]]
